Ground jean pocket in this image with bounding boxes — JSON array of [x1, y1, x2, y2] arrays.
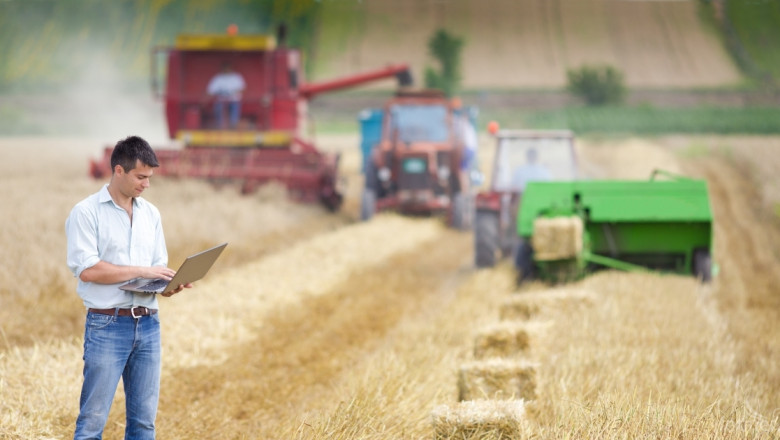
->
[[87, 312, 115, 330]]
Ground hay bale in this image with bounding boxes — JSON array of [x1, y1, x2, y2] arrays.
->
[[457, 358, 538, 401], [498, 298, 541, 321], [431, 399, 527, 440], [531, 216, 583, 261], [474, 322, 534, 359], [499, 288, 594, 321]]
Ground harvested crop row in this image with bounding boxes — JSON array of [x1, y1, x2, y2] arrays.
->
[[160, 214, 443, 369]]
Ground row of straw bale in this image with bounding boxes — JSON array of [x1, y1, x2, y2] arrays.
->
[[432, 280, 594, 438], [432, 294, 552, 437]]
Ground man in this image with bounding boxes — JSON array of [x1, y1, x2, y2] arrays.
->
[[206, 62, 246, 128], [512, 148, 552, 191], [66, 136, 190, 439]]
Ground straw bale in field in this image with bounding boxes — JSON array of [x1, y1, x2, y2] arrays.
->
[[457, 358, 537, 401], [531, 216, 583, 261], [431, 399, 527, 440], [473, 322, 541, 359], [499, 288, 594, 321], [498, 298, 541, 321]]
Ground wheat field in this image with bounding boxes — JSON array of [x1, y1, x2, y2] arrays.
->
[[1, 134, 779, 439], [313, 0, 740, 88]]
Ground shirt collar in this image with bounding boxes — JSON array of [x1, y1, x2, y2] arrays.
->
[[98, 183, 141, 208]]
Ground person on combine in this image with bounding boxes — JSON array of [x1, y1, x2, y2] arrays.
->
[[207, 62, 246, 128], [66, 136, 191, 439]]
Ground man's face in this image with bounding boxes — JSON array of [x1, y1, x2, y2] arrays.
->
[[116, 160, 154, 198]]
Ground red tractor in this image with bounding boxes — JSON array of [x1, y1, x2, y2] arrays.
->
[[474, 126, 579, 267], [89, 25, 411, 211], [359, 89, 479, 228]]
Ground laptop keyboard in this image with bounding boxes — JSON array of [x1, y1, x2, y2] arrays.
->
[[142, 279, 168, 291]]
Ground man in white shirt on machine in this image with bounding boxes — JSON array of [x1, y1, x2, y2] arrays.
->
[[207, 62, 246, 128]]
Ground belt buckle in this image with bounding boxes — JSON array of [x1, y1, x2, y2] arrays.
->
[[131, 307, 147, 319]]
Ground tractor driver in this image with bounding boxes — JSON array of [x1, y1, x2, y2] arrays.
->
[[512, 148, 552, 191], [207, 62, 246, 128]]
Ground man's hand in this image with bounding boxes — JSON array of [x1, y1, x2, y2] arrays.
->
[[142, 266, 177, 281], [161, 283, 193, 297]]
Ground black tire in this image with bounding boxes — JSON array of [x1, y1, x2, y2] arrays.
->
[[515, 239, 535, 283], [475, 211, 499, 267], [360, 189, 377, 221], [451, 192, 472, 230], [693, 248, 712, 283]]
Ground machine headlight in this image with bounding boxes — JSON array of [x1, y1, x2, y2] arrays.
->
[[378, 167, 392, 181], [437, 166, 451, 181]]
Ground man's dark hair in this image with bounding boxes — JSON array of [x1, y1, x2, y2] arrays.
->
[[110, 136, 159, 173]]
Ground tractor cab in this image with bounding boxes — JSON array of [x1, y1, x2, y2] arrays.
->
[[491, 131, 578, 193], [474, 128, 579, 268], [387, 99, 450, 145]]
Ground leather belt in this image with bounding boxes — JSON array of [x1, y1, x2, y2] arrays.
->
[[88, 307, 158, 318]]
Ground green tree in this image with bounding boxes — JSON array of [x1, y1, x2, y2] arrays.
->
[[566, 65, 626, 106], [424, 29, 464, 97]]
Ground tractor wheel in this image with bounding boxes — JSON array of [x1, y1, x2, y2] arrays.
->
[[452, 192, 473, 230], [515, 239, 535, 283], [361, 189, 377, 221], [693, 248, 712, 283], [475, 211, 499, 267]]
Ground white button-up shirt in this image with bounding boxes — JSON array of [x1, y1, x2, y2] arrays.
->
[[66, 184, 168, 309], [207, 72, 246, 101]]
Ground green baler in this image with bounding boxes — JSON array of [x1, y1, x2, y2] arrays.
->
[[516, 170, 714, 282]]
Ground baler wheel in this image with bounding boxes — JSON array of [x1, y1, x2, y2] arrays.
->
[[515, 239, 535, 283], [474, 211, 499, 267], [693, 248, 712, 283]]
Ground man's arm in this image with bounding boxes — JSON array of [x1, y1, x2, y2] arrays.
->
[[79, 260, 176, 284]]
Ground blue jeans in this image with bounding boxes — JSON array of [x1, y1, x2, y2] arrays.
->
[[213, 100, 241, 128], [74, 311, 161, 440]]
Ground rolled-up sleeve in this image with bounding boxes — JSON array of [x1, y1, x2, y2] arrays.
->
[[65, 203, 100, 278]]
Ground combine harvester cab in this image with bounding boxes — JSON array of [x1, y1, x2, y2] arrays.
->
[[89, 25, 412, 211], [473, 127, 579, 267], [359, 89, 479, 229], [516, 170, 715, 283]]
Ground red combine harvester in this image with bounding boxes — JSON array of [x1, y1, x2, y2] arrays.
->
[[89, 26, 411, 211]]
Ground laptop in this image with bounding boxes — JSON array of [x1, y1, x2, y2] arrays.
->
[[119, 242, 228, 294]]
